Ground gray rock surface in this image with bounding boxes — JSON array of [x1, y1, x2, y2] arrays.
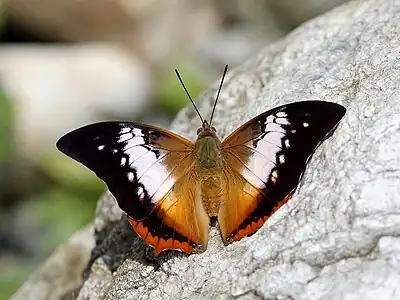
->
[[11, 225, 95, 300], [13, 0, 400, 299]]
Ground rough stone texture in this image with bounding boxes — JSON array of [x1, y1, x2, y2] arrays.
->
[[13, 0, 400, 299], [266, 0, 349, 25], [11, 225, 95, 300]]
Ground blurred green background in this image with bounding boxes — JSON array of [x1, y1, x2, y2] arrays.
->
[[0, 17, 102, 298]]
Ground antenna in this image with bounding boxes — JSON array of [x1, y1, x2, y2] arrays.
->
[[175, 69, 204, 124], [209, 64, 228, 126]]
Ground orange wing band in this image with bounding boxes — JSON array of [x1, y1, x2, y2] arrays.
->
[[128, 217, 196, 255], [229, 193, 291, 242]]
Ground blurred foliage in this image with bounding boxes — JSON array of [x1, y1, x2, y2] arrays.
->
[[42, 153, 104, 196], [0, 10, 6, 47], [0, 7, 5, 35], [38, 152, 104, 250], [0, 91, 13, 164], [0, 263, 35, 300], [156, 64, 205, 115], [0, 154, 102, 300], [0, 89, 101, 298], [0, 5, 9, 163], [0, 11, 15, 300], [0, 90, 18, 300], [28, 189, 97, 249]]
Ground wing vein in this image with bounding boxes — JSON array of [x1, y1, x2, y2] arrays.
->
[[137, 152, 170, 181], [148, 152, 194, 201], [225, 149, 267, 189], [241, 144, 278, 167], [223, 152, 267, 199], [223, 129, 286, 149]]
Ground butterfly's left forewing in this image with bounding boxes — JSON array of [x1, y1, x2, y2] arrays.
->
[[57, 122, 209, 254], [219, 101, 346, 243]]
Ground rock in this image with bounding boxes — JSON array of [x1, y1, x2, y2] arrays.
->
[[215, 0, 349, 35], [13, 0, 400, 299], [265, 0, 349, 26]]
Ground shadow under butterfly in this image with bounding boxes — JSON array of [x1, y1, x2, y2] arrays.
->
[[56, 65, 346, 255]]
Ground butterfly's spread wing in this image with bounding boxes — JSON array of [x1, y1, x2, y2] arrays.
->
[[57, 122, 210, 254], [219, 101, 346, 243]]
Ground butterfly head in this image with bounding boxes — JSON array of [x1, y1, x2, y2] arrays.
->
[[197, 120, 217, 138]]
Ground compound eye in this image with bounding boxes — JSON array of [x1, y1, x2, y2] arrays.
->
[[197, 127, 202, 135], [211, 126, 217, 132]]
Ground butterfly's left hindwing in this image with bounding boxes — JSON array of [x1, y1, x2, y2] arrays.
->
[[219, 101, 346, 242], [56, 122, 209, 254]]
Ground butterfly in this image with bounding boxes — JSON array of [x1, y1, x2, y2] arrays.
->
[[56, 65, 346, 255]]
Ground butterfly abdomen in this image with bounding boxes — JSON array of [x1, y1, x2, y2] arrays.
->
[[200, 176, 224, 216]]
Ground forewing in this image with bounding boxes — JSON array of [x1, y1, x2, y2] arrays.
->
[[219, 101, 346, 242], [57, 122, 209, 253]]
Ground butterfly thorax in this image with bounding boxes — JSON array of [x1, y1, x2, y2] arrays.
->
[[195, 124, 225, 216]]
